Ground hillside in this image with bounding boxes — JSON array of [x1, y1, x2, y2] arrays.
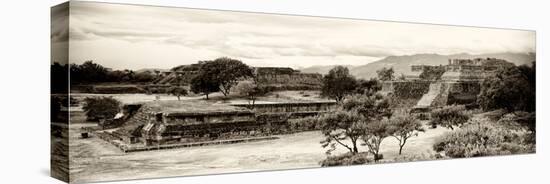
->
[[300, 52, 535, 79], [354, 52, 535, 79]]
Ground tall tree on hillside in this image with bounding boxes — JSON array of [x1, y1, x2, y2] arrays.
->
[[321, 66, 358, 102], [198, 57, 254, 97], [376, 67, 395, 81]]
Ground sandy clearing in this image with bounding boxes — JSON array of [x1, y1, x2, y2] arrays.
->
[[69, 123, 450, 183]]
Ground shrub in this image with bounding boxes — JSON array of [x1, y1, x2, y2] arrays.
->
[[433, 118, 533, 158], [82, 97, 121, 121], [430, 105, 471, 129], [320, 152, 370, 167], [288, 116, 319, 132]]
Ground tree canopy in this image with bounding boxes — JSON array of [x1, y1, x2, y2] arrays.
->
[[376, 67, 395, 81], [196, 57, 254, 97], [321, 66, 358, 102], [388, 113, 425, 155], [168, 86, 188, 100], [478, 62, 535, 112], [190, 75, 219, 100], [319, 94, 392, 156], [82, 97, 121, 121], [234, 80, 262, 106]]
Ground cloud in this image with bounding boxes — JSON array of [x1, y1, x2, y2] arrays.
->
[[67, 1, 536, 70]]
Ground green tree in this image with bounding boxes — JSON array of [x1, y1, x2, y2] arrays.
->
[[319, 110, 364, 155], [198, 57, 254, 97], [430, 105, 471, 130], [341, 94, 392, 120], [343, 95, 392, 162], [355, 78, 381, 96], [70, 60, 110, 84], [82, 97, 121, 121], [190, 75, 219, 100], [321, 66, 358, 102], [319, 94, 393, 162], [234, 80, 262, 106], [362, 118, 392, 162], [376, 67, 395, 81], [478, 63, 535, 112], [168, 86, 188, 100], [388, 113, 425, 155]]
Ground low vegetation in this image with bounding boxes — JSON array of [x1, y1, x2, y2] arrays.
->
[[82, 97, 121, 121], [433, 117, 534, 158], [429, 105, 471, 129]]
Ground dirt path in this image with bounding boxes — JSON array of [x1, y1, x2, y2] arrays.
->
[[69, 123, 450, 183]]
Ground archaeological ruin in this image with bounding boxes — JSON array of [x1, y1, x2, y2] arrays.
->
[[94, 100, 337, 150], [386, 58, 511, 111]]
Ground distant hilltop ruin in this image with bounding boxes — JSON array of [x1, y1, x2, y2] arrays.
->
[[154, 65, 323, 90]]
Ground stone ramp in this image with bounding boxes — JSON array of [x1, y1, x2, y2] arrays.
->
[[415, 82, 442, 108]]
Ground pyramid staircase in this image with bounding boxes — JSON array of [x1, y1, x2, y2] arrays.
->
[[415, 82, 442, 109]]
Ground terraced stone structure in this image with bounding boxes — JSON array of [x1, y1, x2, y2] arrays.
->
[[112, 101, 337, 147], [254, 67, 323, 90], [385, 58, 513, 110], [153, 66, 323, 91]]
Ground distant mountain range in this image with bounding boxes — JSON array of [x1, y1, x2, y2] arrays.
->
[[299, 52, 536, 79]]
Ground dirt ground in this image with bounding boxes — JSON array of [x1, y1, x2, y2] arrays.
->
[[68, 92, 450, 182], [70, 90, 330, 105], [69, 122, 450, 183]]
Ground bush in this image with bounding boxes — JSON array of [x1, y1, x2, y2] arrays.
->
[[288, 116, 319, 132], [82, 97, 121, 121], [433, 118, 534, 158], [320, 152, 370, 167], [430, 105, 471, 129]]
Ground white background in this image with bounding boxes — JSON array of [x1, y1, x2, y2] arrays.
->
[[0, 0, 548, 183]]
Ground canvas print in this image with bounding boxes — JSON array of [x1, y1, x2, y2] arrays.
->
[[51, 1, 536, 183]]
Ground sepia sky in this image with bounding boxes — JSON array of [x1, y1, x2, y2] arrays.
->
[[52, 2, 536, 70]]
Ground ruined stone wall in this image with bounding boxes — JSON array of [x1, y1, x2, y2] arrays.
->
[[254, 67, 323, 90], [233, 102, 336, 114], [427, 81, 481, 108], [383, 81, 431, 99], [164, 113, 256, 126], [445, 81, 481, 105]]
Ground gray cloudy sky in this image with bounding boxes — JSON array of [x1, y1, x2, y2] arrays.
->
[[52, 2, 535, 70]]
